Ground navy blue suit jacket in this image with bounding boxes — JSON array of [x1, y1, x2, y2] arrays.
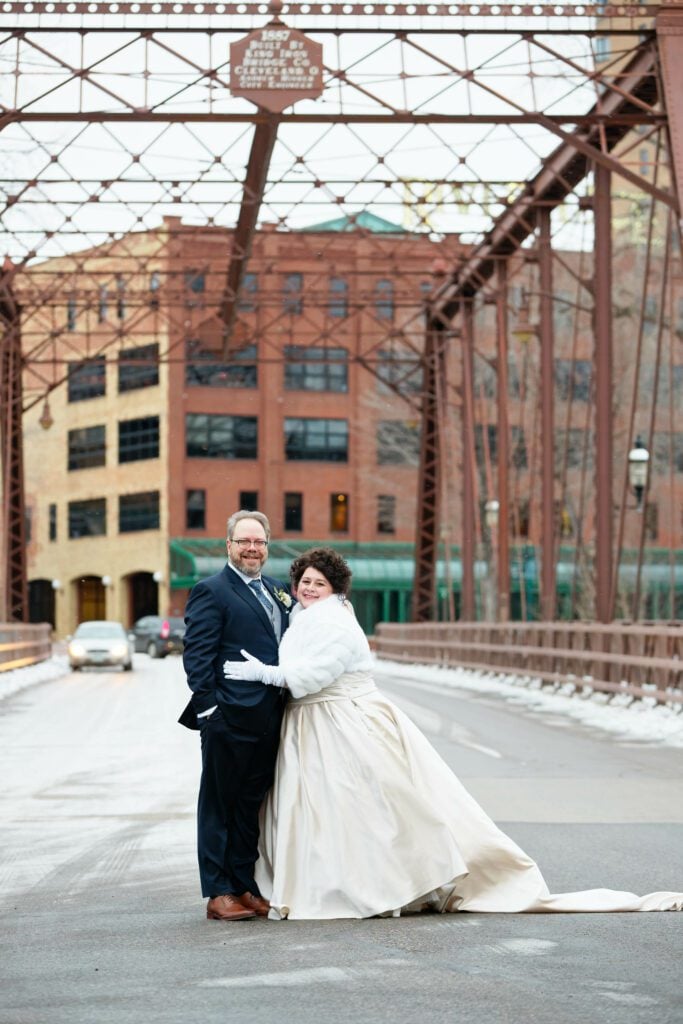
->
[[179, 564, 291, 732]]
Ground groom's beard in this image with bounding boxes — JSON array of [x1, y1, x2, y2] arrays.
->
[[229, 551, 267, 578]]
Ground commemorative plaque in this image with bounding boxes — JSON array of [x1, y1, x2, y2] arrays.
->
[[230, 24, 324, 113]]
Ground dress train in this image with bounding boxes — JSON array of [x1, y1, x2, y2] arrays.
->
[[255, 674, 682, 919]]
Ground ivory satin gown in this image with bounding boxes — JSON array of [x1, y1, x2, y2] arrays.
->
[[254, 599, 683, 920]]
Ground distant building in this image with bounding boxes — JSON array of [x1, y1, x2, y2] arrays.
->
[[17, 207, 683, 635], [20, 216, 453, 635]]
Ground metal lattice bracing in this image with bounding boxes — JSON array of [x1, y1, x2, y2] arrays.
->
[[1, 1, 682, 622]]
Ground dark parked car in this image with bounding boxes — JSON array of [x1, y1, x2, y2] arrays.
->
[[132, 615, 185, 658]]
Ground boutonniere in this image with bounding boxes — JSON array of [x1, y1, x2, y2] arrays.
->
[[273, 587, 293, 609]]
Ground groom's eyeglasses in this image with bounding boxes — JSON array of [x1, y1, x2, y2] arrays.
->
[[230, 538, 268, 550]]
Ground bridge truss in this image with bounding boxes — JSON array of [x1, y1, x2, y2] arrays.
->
[[1, 1, 682, 621]]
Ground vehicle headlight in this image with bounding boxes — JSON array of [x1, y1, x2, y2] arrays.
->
[[111, 642, 128, 658], [69, 642, 86, 658]]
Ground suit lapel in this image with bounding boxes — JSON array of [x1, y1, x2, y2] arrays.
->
[[224, 565, 274, 632]]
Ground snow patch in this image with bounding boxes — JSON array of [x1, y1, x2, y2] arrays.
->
[[0, 656, 70, 703], [374, 658, 683, 747]]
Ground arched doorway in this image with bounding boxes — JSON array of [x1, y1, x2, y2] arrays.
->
[[77, 576, 106, 622], [128, 572, 158, 626], [28, 579, 56, 627]]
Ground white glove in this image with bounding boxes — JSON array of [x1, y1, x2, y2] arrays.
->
[[223, 650, 287, 689]]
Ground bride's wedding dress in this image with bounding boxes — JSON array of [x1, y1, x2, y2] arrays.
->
[[255, 598, 682, 920]]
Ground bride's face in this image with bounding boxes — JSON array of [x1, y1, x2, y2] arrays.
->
[[296, 566, 335, 608]]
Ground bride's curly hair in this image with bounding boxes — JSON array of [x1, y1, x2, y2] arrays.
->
[[289, 547, 352, 596]]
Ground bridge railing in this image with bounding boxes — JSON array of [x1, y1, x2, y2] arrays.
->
[[0, 623, 53, 673], [373, 621, 683, 705]]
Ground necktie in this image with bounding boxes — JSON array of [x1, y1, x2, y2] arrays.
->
[[248, 579, 273, 621]]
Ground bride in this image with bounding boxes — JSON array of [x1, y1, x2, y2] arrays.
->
[[224, 547, 682, 920]]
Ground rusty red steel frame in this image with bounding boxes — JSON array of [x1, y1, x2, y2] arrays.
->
[[374, 620, 683, 705], [2, 1, 683, 628]]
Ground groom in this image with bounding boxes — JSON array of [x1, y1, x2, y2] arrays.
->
[[179, 509, 292, 921]]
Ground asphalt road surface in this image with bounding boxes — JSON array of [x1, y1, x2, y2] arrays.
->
[[1, 656, 681, 1024]]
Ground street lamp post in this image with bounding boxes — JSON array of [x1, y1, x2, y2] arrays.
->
[[484, 499, 500, 621], [627, 436, 650, 512]]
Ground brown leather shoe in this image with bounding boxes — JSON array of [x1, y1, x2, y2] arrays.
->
[[237, 891, 271, 917], [206, 894, 256, 921]]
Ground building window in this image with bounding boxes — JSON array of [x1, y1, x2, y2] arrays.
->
[[25, 506, 32, 544], [556, 428, 591, 472], [284, 346, 348, 393], [328, 277, 348, 318], [511, 427, 528, 469], [375, 279, 394, 320], [653, 431, 683, 473], [239, 490, 259, 510], [68, 425, 106, 470], [186, 489, 206, 529], [185, 268, 206, 294], [186, 414, 258, 459], [149, 271, 161, 309], [594, 35, 611, 62], [67, 357, 106, 402], [284, 418, 348, 462], [554, 501, 574, 538], [284, 492, 303, 531], [474, 359, 496, 399], [185, 341, 257, 389], [49, 503, 57, 542], [510, 498, 530, 538], [118, 343, 159, 393], [552, 290, 574, 333], [330, 493, 349, 532], [376, 349, 423, 396], [68, 498, 106, 539], [119, 491, 160, 533], [475, 424, 498, 467], [644, 501, 658, 541], [238, 272, 258, 312], [67, 297, 77, 331], [475, 425, 528, 469], [98, 286, 108, 323], [118, 416, 160, 463], [644, 295, 658, 334], [283, 272, 303, 315], [554, 359, 591, 402], [376, 421, 420, 466], [377, 494, 396, 534], [507, 356, 521, 398], [116, 276, 126, 319]]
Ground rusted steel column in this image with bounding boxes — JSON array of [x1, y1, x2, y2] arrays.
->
[[411, 319, 445, 622], [220, 116, 279, 355], [461, 300, 476, 621], [0, 262, 27, 622], [538, 207, 556, 620], [594, 165, 613, 623], [495, 260, 510, 621], [656, 8, 683, 224]]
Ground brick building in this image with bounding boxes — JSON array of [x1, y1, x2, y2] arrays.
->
[[17, 207, 683, 635], [20, 215, 454, 635]]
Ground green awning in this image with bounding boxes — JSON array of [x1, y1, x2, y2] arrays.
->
[[169, 538, 473, 591], [170, 539, 683, 593]]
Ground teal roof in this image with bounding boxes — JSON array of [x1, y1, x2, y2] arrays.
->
[[302, 211, 408, 234]]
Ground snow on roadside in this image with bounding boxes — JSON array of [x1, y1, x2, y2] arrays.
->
[[373, 657, 683, 747], [3, 651, 682, 748], [0, 655, 70, 703]]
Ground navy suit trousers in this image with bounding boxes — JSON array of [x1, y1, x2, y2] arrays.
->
[[197, 709, 282, 898]]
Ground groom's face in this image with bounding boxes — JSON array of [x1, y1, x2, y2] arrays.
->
[[227, 517, 269, 578]]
